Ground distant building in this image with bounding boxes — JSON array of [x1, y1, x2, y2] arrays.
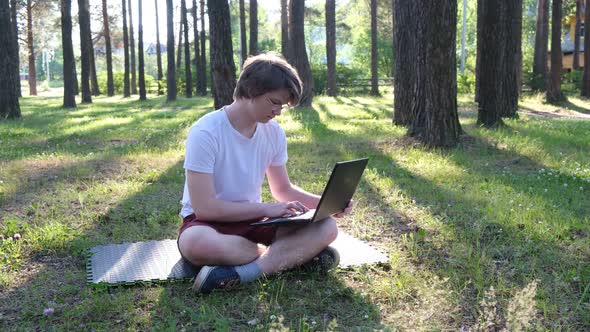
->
[[146, 42, 167, 55]]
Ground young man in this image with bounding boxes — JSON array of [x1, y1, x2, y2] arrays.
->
[[177, 53, 351, 294]]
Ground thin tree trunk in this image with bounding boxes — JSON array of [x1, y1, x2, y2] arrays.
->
[[239, 0, 247, 64], [102, 0, 114, 96], [249, 0, 258, 55], [370, 0, 379, 96], [128, 0, 137, 94], [122, 0, 130, 97], [281, 0, 289, 59], [582, 0, 590, 96], [10, 0, 20, 97], [166, 0, 176, 101], [533, 0, 549, 91], [1, 0, 21, 119], [192, 0, 200, 95], [181, 0, 191, 98], [573, 0, 581, 70], [547, 0, 565, 103], [26, 0, 36, 95], [325, 0, 336, 96], [176, 8, 182, 69], [290, 0, 313, 107], [198, 0, 206, 95], [155, 0, 163, 95], [61, 0, 76, 108], [89, 37, 100, 96], [138, 0, 146, 100], [78, 0, 92, 103], [393, 0, 414, 126], [207, 0, 236, 109]]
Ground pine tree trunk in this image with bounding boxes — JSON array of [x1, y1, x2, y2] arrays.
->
[[78, 0, 92, 103], [176, 10, 182, 69], [122, 0, 130, 97], [249, 0, 258, 56], [325, 0, 336, 97], [138, 0, 146, 100], [290, 0, 313, 107], [192, 0, 200, 95], [475, 0, 483, 102], [198, 0, 207, 95], [61, 0, 76, 108], [102, 0, 114, 96], [166, 0, 177, 101], [128, 0, 137, 94], [10, 0, 20, 97], [26, 0, 36, 95], [370, 0, 379, 96], [392, 0, 414, 126], [155, 0, 163, 95], [409, 0, 461, 147], [281, 0, 288, 59], [89, 40, 100, 96], [582, 0, 590, 96], [239, 0, 247, 65], [547, 0, 565, 103], [532, 0, 549, 91], [1, 0, 21, 119], [207, 0, 236, 109], [500, 0, 522, 118], [181, 0, 191, 98], [573, 0, 581, 70]]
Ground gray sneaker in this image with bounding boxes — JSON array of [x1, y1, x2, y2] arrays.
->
[[302, 246, 340, 273]]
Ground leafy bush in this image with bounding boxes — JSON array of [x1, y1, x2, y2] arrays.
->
[[98, 71, 156, 95], [457, 72, 475, 94]]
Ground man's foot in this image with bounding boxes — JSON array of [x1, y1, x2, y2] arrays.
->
[[302, 246, 340, 273], [192, 266, 241, 294]]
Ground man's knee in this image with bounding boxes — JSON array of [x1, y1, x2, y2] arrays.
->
[[318, 217, 338, 244], [178, 226, 219, 264]]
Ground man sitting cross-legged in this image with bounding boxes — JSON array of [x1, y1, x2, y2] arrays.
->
[[177, 53, 351, 294]]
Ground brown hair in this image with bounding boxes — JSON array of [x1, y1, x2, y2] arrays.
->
[[233, 53, 303, 106]]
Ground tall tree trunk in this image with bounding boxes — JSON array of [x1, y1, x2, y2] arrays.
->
[[10, 0, 20, 97], [547, 0, 564, 103], [138, 0, 146, 100], [477, 0, 521, 126], [573, 0, 581, 70], [290, 0, 313, 107], [533, 0, 549, 91], [281, 0, 289, 59], [207, 0, 236, 109], [393, 0, 414, 126], [122, 0, 130, 97], [176, 8, 182, 69], [1, 0, 21, 119], [102, 0, 114, 96], [89, 34, 100, 96], [198, 0, 207, 95], [370, 0, 379, 96], [249, 0, 258, 55], [181, 0, 191, 98], [582, 0, 590, 96], [325, 0, 336, 97], [26, 0, 36, 95], [78, 0, 92, 103], [475, 0, 483, 102], [166, 0, 177, 101], [409, 0, 461, 147], [60, 0, 76, 108], [239, 0, 247, 64], [192, 0, 200, 96], [155, 0, 163, 95], [128, 0, 137, 94]]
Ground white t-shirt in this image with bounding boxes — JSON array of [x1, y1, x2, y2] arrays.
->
[[180, 108, 288, 217]]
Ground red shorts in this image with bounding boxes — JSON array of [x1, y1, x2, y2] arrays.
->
[[178, 213, 278, 246]]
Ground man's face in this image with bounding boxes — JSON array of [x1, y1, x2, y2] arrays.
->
[[251, 89, 291, 123]]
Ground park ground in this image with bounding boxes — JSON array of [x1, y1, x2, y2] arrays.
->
[[0, 90, 589, 330]]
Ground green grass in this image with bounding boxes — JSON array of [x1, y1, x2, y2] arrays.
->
[[1, 92, 589, 330]]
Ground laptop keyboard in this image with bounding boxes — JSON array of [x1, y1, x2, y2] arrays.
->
[[286, 209, 315, 220]]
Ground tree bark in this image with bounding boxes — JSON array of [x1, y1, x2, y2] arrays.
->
[[138, 0, 146, 100], [207, 0, 236, 109], [192, 0, 200, 95], [582, 0, 590, 96], [78, 0, 92, 103], [573, 0, 581, 70], [89, 40, 100, 96], [239, 0, 247, 64], [166, 0, 177, 101], [10, 0, 20, 97], [409, 0, 461, 147], [475, 0, 483, 102], [325, 0, 336, 97], [500, 0, 522, 118], [181, 0, 192, 98], [547, 0, 565, 103], [370, 0, 379, 96], [26, 0, 36, 95], [61, 0, 76, 108], [102, 0, 114, 96], [1, 0, 21, 119], [290, 0, 313, 107], [122, 0, 130, 97], [155, 0, 163, 95], [249, 0, 258, 55], [176, 7, 182, 69], [532, 0, 549, 91], [198, 0, 207, 95], [392, 0, 414, 126], [281, 0, 288, 59], [128, 0, 137, 94]]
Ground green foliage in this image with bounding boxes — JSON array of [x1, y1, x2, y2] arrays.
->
[[457, 72, 475, 94], [563, 69, 584, 93], [97, 71, 157, 95]]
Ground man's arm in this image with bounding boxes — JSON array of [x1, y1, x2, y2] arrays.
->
[[266, 165, 320, 209], [187, 170, 305, 222]]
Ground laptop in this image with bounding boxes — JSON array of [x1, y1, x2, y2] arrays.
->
[[251, 158, 369, 226]]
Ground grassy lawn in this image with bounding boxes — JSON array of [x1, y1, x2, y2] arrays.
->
[[1, 92, 589, 330]]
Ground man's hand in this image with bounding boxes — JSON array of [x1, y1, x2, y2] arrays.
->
[[263, 201, 308, 218], [333, 200, 354, 219]]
